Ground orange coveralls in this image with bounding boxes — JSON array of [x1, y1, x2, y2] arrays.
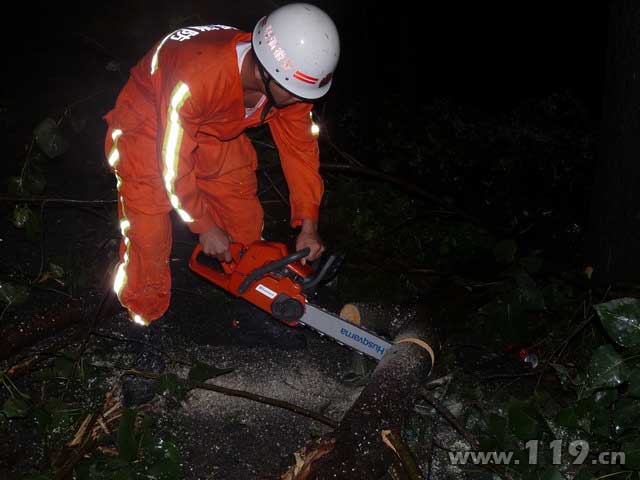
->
[[103, 26, 323, 325]]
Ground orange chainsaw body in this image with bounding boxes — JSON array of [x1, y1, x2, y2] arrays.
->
[[189, 241, 314, 326]]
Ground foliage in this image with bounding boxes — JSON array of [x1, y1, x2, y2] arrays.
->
[[333, 91, 593, 265]]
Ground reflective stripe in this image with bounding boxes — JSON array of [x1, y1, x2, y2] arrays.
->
[[161, 82, 194, 223], [151, 31, 175, 75], [109, 129, 148, 326], [309, 111, 320, 137], [107, 129, 123, 167], [133, 314, 148, 326]]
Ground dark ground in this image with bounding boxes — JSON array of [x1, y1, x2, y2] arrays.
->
[[0, 2, 616, 479]]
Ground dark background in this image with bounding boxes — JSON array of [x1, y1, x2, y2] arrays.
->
[[4, 1, 608, 119], [0, 0, 611, 270]]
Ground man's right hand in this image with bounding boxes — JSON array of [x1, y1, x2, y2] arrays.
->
[[199, 225, 233, 262]]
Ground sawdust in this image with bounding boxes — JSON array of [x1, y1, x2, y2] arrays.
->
[[149, 326, 372, 479]]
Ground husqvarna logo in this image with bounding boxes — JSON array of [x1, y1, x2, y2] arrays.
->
[[340, 327, 385, 356]]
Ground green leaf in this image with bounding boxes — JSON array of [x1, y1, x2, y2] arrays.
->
[[586, 344, 628, 389], [20, 474, 53, 480], [143, 437, 180, 479], [2, 397, 30, 418], [540, 467, 565, 480], [117, 409, 138, 462], [593, 388, 618, 407], [513, 270, 546, 311], [187, 361, 233, 383], [33, 118, 69, 159], [25, 168, 46, 194], [24, 209, 42, 242], [148, 459, 180, 480], [30, 407, 52, 431], [573, 467, 597, 480], [484, 413, 508, 448], [155, 373, 180, 395], [0, 281, 30, 306], [494, 239, 517, 264], [594, 298, 640, 348], [575, 397, 597, 433], [155, 373, 188, 401], [520, 255, 542, 274], [12, 204, 31, 229], [49, 263, 65, 279], [556, 406, 579, 429], [75, 456, 131, 480], [550, 363, 573, 388], [43, 399, 76, 435], [613, 398, 640, 438], [54, 355, 77, 378], [628, 368, 640, 397], [7, 176, 24, 195], [508, 400, 539, 441], [623, 441, 640, 469], [591, 405, 611, 438]]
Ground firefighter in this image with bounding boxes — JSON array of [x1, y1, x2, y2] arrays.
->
[[104, 3, 340, 405]]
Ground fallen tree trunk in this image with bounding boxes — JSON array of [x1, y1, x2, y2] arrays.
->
[[338, 302, 427, 338], [0, 298, 85, 361], [287, 304, 437, 480]]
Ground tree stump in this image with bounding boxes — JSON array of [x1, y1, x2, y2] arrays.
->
[[285, 303, 438, 480]]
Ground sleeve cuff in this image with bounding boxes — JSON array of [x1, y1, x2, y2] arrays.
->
[[290, 203, 320, 228], [187, 214, 216, 234]]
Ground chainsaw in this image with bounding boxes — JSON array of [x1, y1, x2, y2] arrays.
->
[[188, 241, 392, 361]]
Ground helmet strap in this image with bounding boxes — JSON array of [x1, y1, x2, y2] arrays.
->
[[260, 98, 273, 123], [253, 50, 286, 122]]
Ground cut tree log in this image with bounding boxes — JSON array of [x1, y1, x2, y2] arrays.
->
[[338, 302, 428, 338], [284, 303, 438, 480]]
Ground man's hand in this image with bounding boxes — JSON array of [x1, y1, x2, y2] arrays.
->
[[296, 219, 325, 265], [199, 225, 233, 262]]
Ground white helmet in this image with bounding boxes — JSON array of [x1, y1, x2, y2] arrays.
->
[[252, 3, 340, 100]]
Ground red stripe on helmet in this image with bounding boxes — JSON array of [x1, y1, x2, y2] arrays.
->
[[293, 71, 318, 83]]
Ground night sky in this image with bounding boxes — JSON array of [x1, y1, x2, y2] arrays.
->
[[4, 1, 609, 119]]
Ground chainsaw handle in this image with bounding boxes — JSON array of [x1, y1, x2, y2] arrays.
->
[[238, 247, 310, 294], [188, 244, 240, 292], [302, 254, 337, 291]]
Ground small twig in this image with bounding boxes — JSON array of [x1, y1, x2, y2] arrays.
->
[[89, 331, 192, 367], [321, 133, 366, 168], [0, 196, 116, 204], [535, 294, 601, 390], [53, 412, 100, 480], [251, 139, 277, 150], [261, 169, 290, 206], [0, 300, 13, 323], [481, 371, 538, 381], [53, 385, 126, 480], [345, 263, 437, 276], [123, 369, 339, 429], [419, 390, 480, 449], [257, 162, 496, 233], [381, 430, 423, 480]]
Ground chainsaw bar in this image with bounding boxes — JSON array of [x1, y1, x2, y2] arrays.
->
[[298, 304, 392, 361]]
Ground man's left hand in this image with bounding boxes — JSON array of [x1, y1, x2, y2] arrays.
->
[[296, 219, 325, 265]]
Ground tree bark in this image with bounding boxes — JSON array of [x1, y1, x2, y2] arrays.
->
[[338, 302, 430, 338], [286, 305, 437, 480], [587, 0, 640, 285], [0, 299, 84, 361]]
